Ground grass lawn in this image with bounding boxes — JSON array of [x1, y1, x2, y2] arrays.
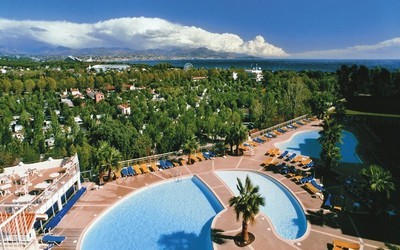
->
[[346, 109, 400, 118]]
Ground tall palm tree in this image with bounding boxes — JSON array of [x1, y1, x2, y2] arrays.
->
[[361, 164, 395, 200], [229, 175, 265, 244], [226, 124, 248, 156], [320, 143, 341, 171], [95, 141, 121, 182], [319, 116, 343, 171], [182, 136, 198, 165], [234, 125, 248, 156]]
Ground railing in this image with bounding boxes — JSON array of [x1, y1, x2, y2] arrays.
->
[[250, 114, 309, 138], [0, 204, 36, 250]]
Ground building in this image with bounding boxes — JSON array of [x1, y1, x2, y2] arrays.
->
[[88, 64, 130, 73], [117, 104, 131, 115], [0, 154, 84, 249], [245, 66, 264, 82], [86, 88, 104, 103]]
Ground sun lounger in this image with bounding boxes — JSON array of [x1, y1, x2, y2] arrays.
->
[[262, 157, 275, 165], [120, 168, 128, 177], [189, 155, 198, 163], [196, 153, 206, 161], [150, 162, 158, 171], [323, 194, 333, 209], [208, 151, 217, 157], [299, 175, 313, 184], [179, 158, 186, 165], [304, 182, 320, 194], [127, 166, 135, 176], [292, 175, 304, 182], [41, 235, 66, 246], [141, 164, 151, 173], [301, 158, 313, 166], [166, 160, 174, 168], [332, 239, 360, 250], [286, 153, 297, 161], [202, 152, 211, 160], [133, 165, 143, 174], [279, 150, 289, 158]]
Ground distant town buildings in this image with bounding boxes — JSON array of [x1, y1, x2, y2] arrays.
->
[[245, 66, 264, 82], [117, 104, 131, 115], [88, 64, 130, 72]]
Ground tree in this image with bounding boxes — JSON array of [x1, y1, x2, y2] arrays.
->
[[229, 175, 265, 244], [12, 79, 24, 95], [318, 116, 343, 171], [226, 124, 248, 156], [94, 141, 121, 183], [24, 79, 36, 93], [361, 164, 395, 200], [182, 136, 199, 165]]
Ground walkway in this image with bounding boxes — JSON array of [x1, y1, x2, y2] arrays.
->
[[52, 120, 386, 250]]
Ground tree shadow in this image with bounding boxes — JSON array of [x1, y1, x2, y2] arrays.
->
[[306, 209, 340, 228], [157, 218, 216, 249], [211, 228, 238, 245]]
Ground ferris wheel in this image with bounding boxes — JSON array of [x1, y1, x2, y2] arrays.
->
[[183, 62, 193, 71]]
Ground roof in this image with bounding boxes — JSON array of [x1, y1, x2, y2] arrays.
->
[[0, 212, 36, 235]]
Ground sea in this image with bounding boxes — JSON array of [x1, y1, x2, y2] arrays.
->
[[128, 58, 400, 72]]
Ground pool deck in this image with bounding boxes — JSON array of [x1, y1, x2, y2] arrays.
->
[[52, 120, 387, 250]]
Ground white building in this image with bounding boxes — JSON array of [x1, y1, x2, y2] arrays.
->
[[0, 154, 84, 249], [245, 66, 264, 82]]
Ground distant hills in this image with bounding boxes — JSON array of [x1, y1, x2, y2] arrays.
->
[[0, 45, 255, 60]]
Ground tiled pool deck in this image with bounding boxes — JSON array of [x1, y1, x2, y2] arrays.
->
[[52, 121, 386, 250]]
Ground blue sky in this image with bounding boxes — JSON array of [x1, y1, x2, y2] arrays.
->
[[0, 0, 399, 58]]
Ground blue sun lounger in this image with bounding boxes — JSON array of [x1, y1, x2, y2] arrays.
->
[[120, 168, 128, 177], [323, 193, 333, 208], [42, 235, 66, 246], [279, 150, 289, 158], [299, 176, 313, 184], [159, 160, 169, 169], [127, 166, 135, 176], [286, 153, 297, 161], [208, 151, 217, 157], [203, 152, 211, 160], [166, 160, 174, 168]]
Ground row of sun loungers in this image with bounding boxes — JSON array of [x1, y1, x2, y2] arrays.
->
[[120, 151, 218, 177], [332, 239, 360, 250]]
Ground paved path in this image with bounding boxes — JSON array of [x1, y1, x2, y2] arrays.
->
[[52, 120, 386, 250]]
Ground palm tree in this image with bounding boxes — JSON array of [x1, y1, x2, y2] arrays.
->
[[226, 124, 248, 156], [229, 175, 265, 244], [182, 136, 198, 165], [320, 142, 341, 171], [234, 125, 248, 156], [319, 116, 343, 171], [95, 141, 121, 182], [361, 164, 395, 204]]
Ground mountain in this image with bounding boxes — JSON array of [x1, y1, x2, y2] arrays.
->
[[0, 45, 253, 59]]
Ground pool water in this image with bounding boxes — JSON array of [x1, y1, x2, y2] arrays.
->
[[81, 177, 223, 250], [215, 170, 307, 240], [275, 130, 362, 164]]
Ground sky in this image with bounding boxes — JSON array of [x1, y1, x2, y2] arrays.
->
[[0, 0, 399, 59]]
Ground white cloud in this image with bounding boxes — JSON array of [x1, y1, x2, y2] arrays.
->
[[0, 17, 287, 57], [292, 37, 400, 59]]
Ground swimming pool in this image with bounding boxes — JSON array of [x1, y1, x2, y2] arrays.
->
[[215, 170, 307, 240], [275, 130, 362, 164], [80, 176, 223, 250]]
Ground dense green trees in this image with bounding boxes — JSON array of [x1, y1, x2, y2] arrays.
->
[[0, 59, 398, 179]]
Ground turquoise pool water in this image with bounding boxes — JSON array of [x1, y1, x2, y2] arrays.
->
[[215, 170, 307, 240], [275, 130, 362, 164], [80, 177, 223, 250]]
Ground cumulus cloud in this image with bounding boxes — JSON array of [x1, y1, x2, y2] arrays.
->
[[292, 37, 400, 59], [0, 17, 287, 57]]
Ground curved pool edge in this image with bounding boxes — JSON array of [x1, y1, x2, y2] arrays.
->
[[211, 169, 311, 243], [78, 175, 223, 250]]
